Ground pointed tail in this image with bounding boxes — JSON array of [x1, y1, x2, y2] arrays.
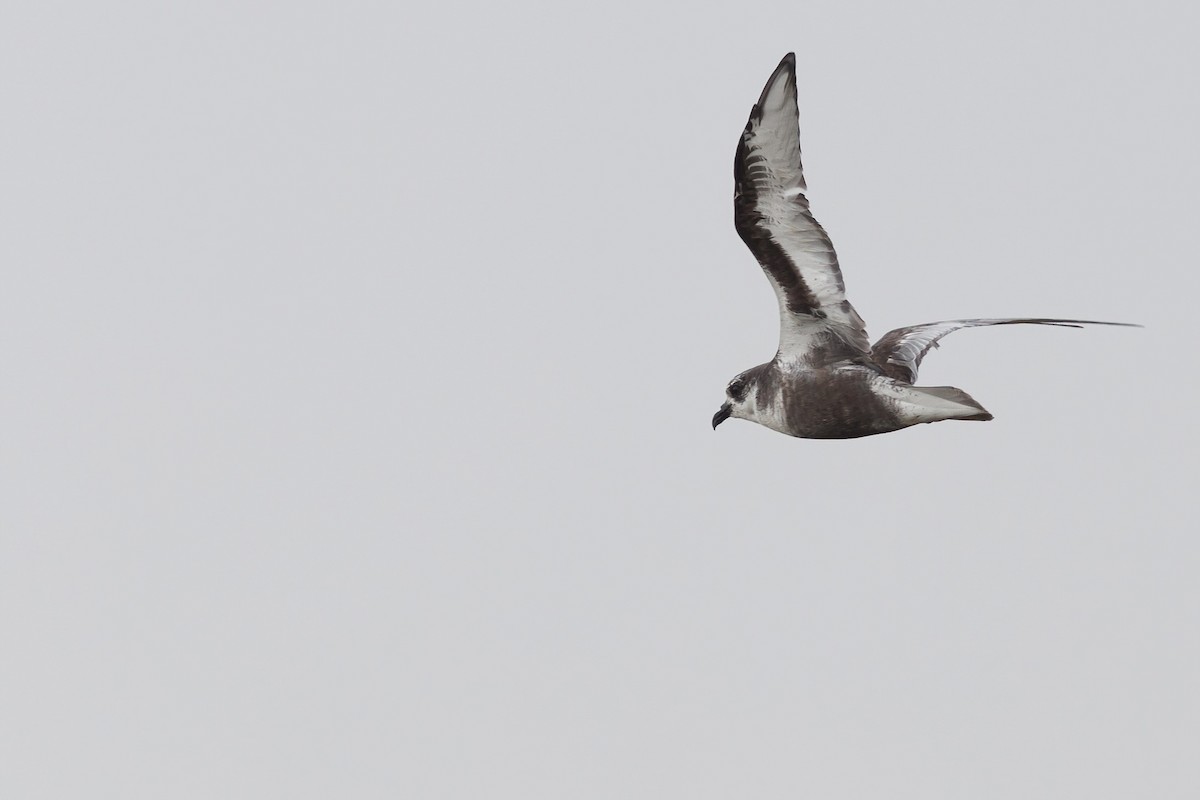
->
[[911, 385, 994, 422]]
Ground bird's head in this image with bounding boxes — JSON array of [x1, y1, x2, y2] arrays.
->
[[712, 370, 758, 430]]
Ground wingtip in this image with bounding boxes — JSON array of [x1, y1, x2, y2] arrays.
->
[[773, 52, 796, 79], [753, 52, 798, 112], [1049, 319, 1145, 329]]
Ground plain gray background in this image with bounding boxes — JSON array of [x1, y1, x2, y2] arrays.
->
[[2, 1, 1197, 797]]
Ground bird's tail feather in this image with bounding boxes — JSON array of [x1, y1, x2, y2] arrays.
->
[[911, 386, 994, 422]]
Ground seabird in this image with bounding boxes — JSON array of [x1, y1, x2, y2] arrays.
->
[[712, 53, 1138, 439]]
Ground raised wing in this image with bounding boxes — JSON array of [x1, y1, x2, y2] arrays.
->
[[735, 53, 869, 364], [871, 318, 1141, 383]]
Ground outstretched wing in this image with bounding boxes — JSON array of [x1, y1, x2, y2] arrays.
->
[[871, 318, 1141, 383], [735, 53, 869, 364]]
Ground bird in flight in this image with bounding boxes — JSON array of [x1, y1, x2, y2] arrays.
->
[[712, 53, 1137, 439]]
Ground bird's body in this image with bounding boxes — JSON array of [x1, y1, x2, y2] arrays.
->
[[713, 53, 1136, 439], [724, 360, 992, 439]]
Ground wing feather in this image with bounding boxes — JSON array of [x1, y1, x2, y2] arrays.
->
[[735, 53, 869, 363], [871, 318, 1141, 383]]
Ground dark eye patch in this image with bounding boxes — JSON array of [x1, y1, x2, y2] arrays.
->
[[727, 378, 748, 400]]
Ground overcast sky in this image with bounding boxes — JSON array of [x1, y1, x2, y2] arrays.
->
[[2, 1, 1197, 798]]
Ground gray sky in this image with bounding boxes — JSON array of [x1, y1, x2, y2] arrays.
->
[[2, 1, 1197, 798]]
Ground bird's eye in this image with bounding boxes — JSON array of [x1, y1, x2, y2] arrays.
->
[[727, 379, 745, 398]]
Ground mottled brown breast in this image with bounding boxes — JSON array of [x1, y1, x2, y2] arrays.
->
[[777, 368, 907, 439]]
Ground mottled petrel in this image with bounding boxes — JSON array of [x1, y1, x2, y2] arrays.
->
[[712, 53, 1137, 439]]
